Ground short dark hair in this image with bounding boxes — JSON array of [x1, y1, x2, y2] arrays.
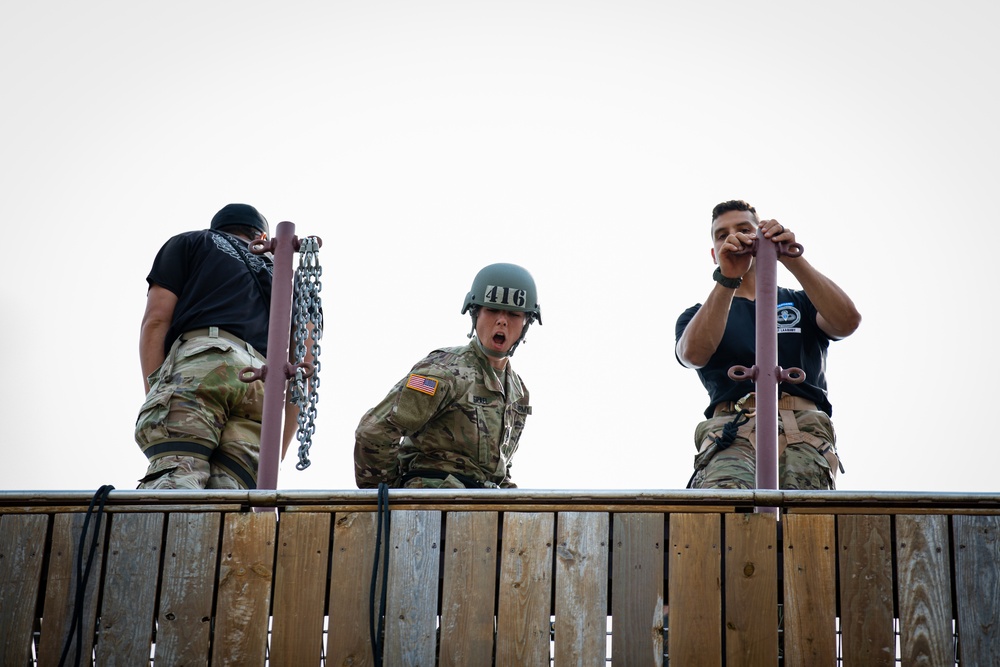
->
[[711, 200, 757, 224]]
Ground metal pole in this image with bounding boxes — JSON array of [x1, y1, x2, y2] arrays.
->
[[754, 234, 780, 509], [258, 220, 297, 491]]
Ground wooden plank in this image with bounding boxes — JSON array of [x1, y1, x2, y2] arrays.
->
[[154, 512, 222, 666], [95, 512, 164, 666], [668, 513, 721, 667], [269, 512, 332, 666], [954, 514, 1000, 665], [724, 513, 778, 665], [838, 514, 894, 666], [0, 514, 49, 666], [384, 509, 442, 666], [611, 513, 664, 666], [211, 511, 276, 667], [553, 512, 609, 666], [496, 511, 554, 666], [38, 512, 107, 667], [783, 513, 837, 664], [895, 514, 954, 666], [327, 511, 378, 666], [439, 511, 499, 667]]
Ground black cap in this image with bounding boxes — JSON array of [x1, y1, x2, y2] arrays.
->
[[210, 203, 269, 236]]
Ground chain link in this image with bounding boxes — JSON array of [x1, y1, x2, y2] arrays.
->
[[292, 237, 322, 470]]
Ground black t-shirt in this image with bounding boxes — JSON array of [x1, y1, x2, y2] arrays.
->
[[675, 287, 834, 418], [147, 230, 273, 356]]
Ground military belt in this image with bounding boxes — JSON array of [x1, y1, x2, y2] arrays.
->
[[180, 327, 266, 363], [713, 393, 817, 417], [399, 469, 498, 489]]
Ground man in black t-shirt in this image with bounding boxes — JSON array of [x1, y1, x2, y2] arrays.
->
[[135, 203, 298, 489], [675, 200, 862, 490]]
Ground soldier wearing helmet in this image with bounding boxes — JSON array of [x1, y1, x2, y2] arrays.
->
[[134, 203, 301, 490], [354, 263, 541, 489]]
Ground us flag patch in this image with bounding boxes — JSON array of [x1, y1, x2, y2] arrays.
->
[[406, 374, 438, 396]]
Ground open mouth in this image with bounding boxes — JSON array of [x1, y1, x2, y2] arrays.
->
[[492, 332, 507, 347]]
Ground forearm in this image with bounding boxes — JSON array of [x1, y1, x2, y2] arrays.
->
[[676, 283, 737, 368], [139, 322, 169, 393], [281, 400, 299, 461], [354, 410, 405, 488], [782, 256, 862, 338]]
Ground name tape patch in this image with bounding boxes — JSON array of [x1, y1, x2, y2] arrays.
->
[[406, 374, 439, 396]]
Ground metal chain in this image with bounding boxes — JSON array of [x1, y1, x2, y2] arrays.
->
[[291, 237, 322, 470]]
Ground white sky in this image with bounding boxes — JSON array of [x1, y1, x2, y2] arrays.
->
[[1, 1, 996, 494]]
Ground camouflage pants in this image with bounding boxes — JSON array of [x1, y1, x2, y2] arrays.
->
[[135, 333, 265, 490], [689, 409, 839, 490]]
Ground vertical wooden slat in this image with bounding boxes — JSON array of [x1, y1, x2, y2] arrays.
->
[[439, 511, 499, 667], [496, 511, 554, 666], [553, 512, 609, 666], [384, 509, 442, 667], [270, 512, 332, 667], [38, 512, 108, 667], [668, 512, 721, 667], [211, 511, 276, 667], [895, 514, 954, 666], [0, 514, 49, 666], [783, 513, 836, 665], [725, 513, 778, 665], [838, 514, 894, 667], [327, 511, 378, 666], [96, 512, 164, 667], [154, 512, 221, 666], [954, 514, 1000, 666], [611, 512, 664, 667]]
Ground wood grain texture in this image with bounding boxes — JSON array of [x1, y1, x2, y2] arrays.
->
[[211, 511, 276, 667], [439, 511, 499, 667], [895, 514, 954, 667], [496, 511, 554, 667], [838, 514, 894, 667], [783, 513, 837, 664], [553, 512, 609, 666], [154, 512, 222, 666], [384, 509, 442, 667], [725, 513, 778, 665], [668, 512, 721, 667], [96, 512, 165, 667], [270, 512, 332, 667], [327, 511, 378, 666], [611, 512, 664, 667], [954, 514, 1000, 666], [0, 514, 49, 666]]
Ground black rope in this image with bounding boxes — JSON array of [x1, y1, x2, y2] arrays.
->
[[369, 483, 391, 666], [713, 410, 751, 451], [687, 410, 752, 488], [58, 484, 114, 667]]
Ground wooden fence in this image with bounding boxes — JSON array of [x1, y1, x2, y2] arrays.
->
[[1, 489, 998, 666]]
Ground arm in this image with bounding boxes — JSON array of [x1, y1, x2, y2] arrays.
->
[[675, 282, 738, 369], [762, 220, 862, 339], [139, 284, 178, 393], [354, 395, 407, 488]]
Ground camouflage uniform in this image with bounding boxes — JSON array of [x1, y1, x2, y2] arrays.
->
[[355, 341, 531, 489], [136, 331, 266, 490], [689, 398, 840, 490]]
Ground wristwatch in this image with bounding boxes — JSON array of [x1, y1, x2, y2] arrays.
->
[[713, 266, 742, 289]]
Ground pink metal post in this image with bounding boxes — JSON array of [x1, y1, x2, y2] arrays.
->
[[244, 220, 298, 492], [754, 235, 780, 499]]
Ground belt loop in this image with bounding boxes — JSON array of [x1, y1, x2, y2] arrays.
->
[[208, 326, 219, 338]]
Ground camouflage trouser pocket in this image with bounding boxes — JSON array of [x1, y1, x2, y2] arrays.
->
[[135, 385, 172, 444]]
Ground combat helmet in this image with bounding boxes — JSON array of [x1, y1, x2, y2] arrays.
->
[[210, 203, 269, 238], [462, 263, 541, 357]]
